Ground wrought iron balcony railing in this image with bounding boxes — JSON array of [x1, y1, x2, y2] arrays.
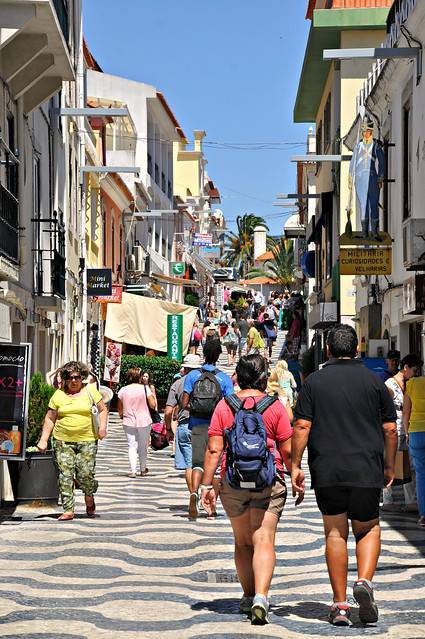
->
[[33, 210, 66, 299], [0, 184, 19, 264]]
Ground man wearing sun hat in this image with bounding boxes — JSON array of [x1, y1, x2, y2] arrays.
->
[[164, 354, 202, 497]]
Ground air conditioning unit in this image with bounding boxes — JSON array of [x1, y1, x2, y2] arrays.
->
[[403, 218, 425, 270], [133, 245, 147, 271], [126, 254, 136, 272]]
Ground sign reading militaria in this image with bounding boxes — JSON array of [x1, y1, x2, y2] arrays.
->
[[0, 343, 31, 460], [171, 262, 185, 276], [167, 314, 183, 361], [87, 268, 113, 297], [340, 248, 392, 276]]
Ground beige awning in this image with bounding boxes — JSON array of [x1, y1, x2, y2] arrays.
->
[[105, 292, 197, 351], [150, 272, 202, 288]]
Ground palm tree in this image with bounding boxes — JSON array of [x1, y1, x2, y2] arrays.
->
[[247, 238, 294, 289], [223, 214, 268, 277]]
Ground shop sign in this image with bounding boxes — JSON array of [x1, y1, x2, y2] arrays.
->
[[403, 275, 425, 315], [93, 284, 123, 304], [103, 341, 122, 383], [215, 283, 224, 311], [167, 314, 183, 361], [200, 245, 221, 258], [0, 343, 31, 460], [171, 262, 185, 276], [87, 268, 112, 297], [340, 248, 392, 275], [193, 233, 213, 247]]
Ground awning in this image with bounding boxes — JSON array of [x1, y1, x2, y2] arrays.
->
[[192, 252, 216, 274], [150, 272, 202, 288]]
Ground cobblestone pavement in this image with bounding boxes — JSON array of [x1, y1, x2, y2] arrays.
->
[[0, 338, 424, 638]]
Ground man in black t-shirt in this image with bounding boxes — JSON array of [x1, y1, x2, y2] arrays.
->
[[292, 324, 397, 627]]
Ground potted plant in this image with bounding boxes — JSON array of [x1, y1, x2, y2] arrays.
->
[[8, 372, 59, 502]]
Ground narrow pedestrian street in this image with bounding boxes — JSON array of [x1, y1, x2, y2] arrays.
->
[[0, 337, 423, 638]]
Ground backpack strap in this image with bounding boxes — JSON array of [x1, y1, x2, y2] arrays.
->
[[256, 395, 278, 414], [225, 394, 243, 413]]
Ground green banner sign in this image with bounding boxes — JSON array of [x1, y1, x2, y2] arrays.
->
[[167, 314, 183, 361]]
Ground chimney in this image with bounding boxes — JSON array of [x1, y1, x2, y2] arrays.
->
[[253, 226, 267, 260], [194, 130, 206, 153]]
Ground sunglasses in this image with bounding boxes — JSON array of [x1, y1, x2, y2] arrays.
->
[[68, 375, 82, 381]]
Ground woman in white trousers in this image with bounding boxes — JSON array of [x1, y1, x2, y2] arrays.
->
[[117, 367, 156, 478]]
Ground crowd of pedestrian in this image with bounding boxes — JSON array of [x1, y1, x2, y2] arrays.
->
[[36, 288, 425, 628]]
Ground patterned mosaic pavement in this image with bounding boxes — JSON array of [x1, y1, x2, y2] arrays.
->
[[0, 339, 424, 638]]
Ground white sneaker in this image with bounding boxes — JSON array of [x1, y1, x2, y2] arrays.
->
[[251, 594, 270, 625]]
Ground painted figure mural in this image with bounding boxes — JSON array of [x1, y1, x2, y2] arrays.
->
[[348, 116, 385, 241]]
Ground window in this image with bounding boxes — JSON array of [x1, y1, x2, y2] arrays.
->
[[382, 137, 391, 233], [316, 121, 323, 174], [161, 172, 166, 193], [154, 163, 160, 186], [323, 94, 331, 152], [6, 113, 18, 197], [90, 187, 98, 240], [112, 218, 115, 271], [403, 99, 412, 220], [147, 152, 153, 176], [102, 199, 107, 266]]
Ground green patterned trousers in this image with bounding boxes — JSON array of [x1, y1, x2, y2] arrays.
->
[[53, 439, 99, 513]]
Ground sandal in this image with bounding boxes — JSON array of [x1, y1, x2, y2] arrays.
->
[[85, 495, 96, 517], [58, 512, 74, 521], [139, 469, 149, 477]]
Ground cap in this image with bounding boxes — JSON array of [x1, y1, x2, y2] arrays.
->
[[387, 350, 401, 360], [182, 354, 202, 369], [361, 116, 374, 132]]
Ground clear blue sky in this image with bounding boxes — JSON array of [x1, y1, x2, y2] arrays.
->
[[83, 0, 311, 236]]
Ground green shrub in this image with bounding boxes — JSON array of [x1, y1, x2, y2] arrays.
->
[[184, 291, 199, 307], [116, 355, 181, 398], [27, 372, 55, 449]]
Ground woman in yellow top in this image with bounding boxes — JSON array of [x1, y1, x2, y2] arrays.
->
[[403, 370, 425, 528], [37, 361, 108, 521]]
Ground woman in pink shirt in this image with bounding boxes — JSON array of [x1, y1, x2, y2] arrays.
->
[[201, 354, 297, 625], [117, 368, 156, 478]]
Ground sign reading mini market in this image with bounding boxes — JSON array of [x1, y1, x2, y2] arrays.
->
[[340, 248, 392, 276], [167, 314, 183, 361], [87, 268, 112, 297], [0, 343, 31, 460]]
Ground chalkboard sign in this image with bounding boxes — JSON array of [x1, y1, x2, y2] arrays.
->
[[0, 343, 31, 460]]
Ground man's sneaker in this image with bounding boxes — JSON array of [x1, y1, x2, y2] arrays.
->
[[188, 492, 199, 520], [239, 596, 253, 614], [251, 594, 270, 625], [417, 515, 425, 527], [329, 603, 351, 626], [353, 580, 378, 624]]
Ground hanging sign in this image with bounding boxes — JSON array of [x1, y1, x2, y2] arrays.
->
[[103, 341, 122, 383], [93, 285, 123, 304], [167, 314, 183, 361], [171, 262, 185, 276], [87, 268, 112, 297], [0, 343, 32, 460], [193, 233, 213, 247], [340, 248, 392, 275]]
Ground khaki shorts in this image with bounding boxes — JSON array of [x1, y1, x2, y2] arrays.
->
[[220, 475, 287, 519]]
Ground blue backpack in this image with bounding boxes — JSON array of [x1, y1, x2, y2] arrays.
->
[[224, 394, 277, 491]]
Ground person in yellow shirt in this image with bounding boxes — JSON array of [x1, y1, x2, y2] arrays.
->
[[403, 369, 425, 528], [246, 319, 265, 355], [37, 361, 108, 521]]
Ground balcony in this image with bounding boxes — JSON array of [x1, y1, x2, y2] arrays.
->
[[33, 210, 66, 309], [0, 0, 74, 114], [0, 184, 19, 265]]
